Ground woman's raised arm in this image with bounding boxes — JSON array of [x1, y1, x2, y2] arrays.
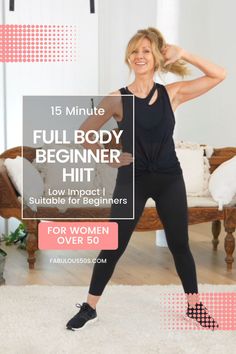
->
[[163, 45, 226, 108]]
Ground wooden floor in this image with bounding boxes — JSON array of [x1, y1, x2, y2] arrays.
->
[[1, 222, 235, 286]]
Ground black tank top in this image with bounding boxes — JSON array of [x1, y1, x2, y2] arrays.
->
[[117, 82, 182, 183]]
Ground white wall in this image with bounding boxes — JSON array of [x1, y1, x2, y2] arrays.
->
[[5, 0, 98, 148], [98, 0, 236, 147], [0, 0, 6, 153], [169, 0, 236, 147], [0, 0, 7, 238], [98, 0, 158, 93], [0, 0, 98, 235]]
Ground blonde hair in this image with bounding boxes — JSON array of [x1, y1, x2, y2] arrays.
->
[[125, 27, 190, 77]]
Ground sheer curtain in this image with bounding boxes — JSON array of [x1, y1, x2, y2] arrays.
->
[[156, 0, 179, 247], [0, 0, 98, 235]]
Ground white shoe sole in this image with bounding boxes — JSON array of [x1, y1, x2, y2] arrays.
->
[[183, 314, 217, 331], [67, 316, 98, 331]]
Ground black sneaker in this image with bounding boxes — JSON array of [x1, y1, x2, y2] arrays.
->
[[186, 301, 219, 330], [66, 302, 98, 331]]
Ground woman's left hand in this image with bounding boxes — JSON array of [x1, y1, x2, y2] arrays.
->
[[161, 44, 184, 66]]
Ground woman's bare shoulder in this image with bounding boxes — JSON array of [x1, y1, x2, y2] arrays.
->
[[109, 89, 122, 96], [99, 90, 121, 107], [98, 90, 122, 118], [102, 90, 123, 121], [104, 90, 122, 107]]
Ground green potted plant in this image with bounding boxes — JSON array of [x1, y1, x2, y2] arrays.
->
[[2, 223, 27, 248], [0, 248, 7, 285], [0, 223, 27, 285]]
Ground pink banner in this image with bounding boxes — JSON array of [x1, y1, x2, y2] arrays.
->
[[38, 221, 118, 250]]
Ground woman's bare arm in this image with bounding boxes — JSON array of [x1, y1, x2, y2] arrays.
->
[[163, 45, 226, 108], [79, 92, 133, 167], [79, 92, 121, 152]]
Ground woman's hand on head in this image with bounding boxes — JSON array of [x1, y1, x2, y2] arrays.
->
[[161, 44, 184, 66], [107, 152, 133, 168]]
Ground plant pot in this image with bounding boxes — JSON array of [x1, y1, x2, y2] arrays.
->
[[0, 248, 7, 285]]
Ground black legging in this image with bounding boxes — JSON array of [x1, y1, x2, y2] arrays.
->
[[89, 172, 198, 296]]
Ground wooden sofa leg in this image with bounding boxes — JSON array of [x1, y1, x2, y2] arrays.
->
[[223, 210, 236, 270], [25, 220, 38, 269], [211, 220, 221, 250], [224, 227, 235, 270]]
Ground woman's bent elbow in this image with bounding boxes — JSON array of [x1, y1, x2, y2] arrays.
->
[[219, 68, 227, 81]]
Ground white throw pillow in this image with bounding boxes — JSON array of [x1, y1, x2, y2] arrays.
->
[[175, 141, 211, 196], [4, 157, 22, 195], [4, 156, 44, 211], [208, 155, 236, 210], [33, 144, 97, 196], [175, 147, 206, 196]]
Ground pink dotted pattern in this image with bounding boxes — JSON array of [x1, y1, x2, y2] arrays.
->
[[0, 24, 78, 62], [159, 291, 236, 331]]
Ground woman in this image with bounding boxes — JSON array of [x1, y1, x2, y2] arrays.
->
[[66, 27, 226, 331]]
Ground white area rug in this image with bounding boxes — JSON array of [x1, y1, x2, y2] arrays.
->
[[0, 284, 235, 354]]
